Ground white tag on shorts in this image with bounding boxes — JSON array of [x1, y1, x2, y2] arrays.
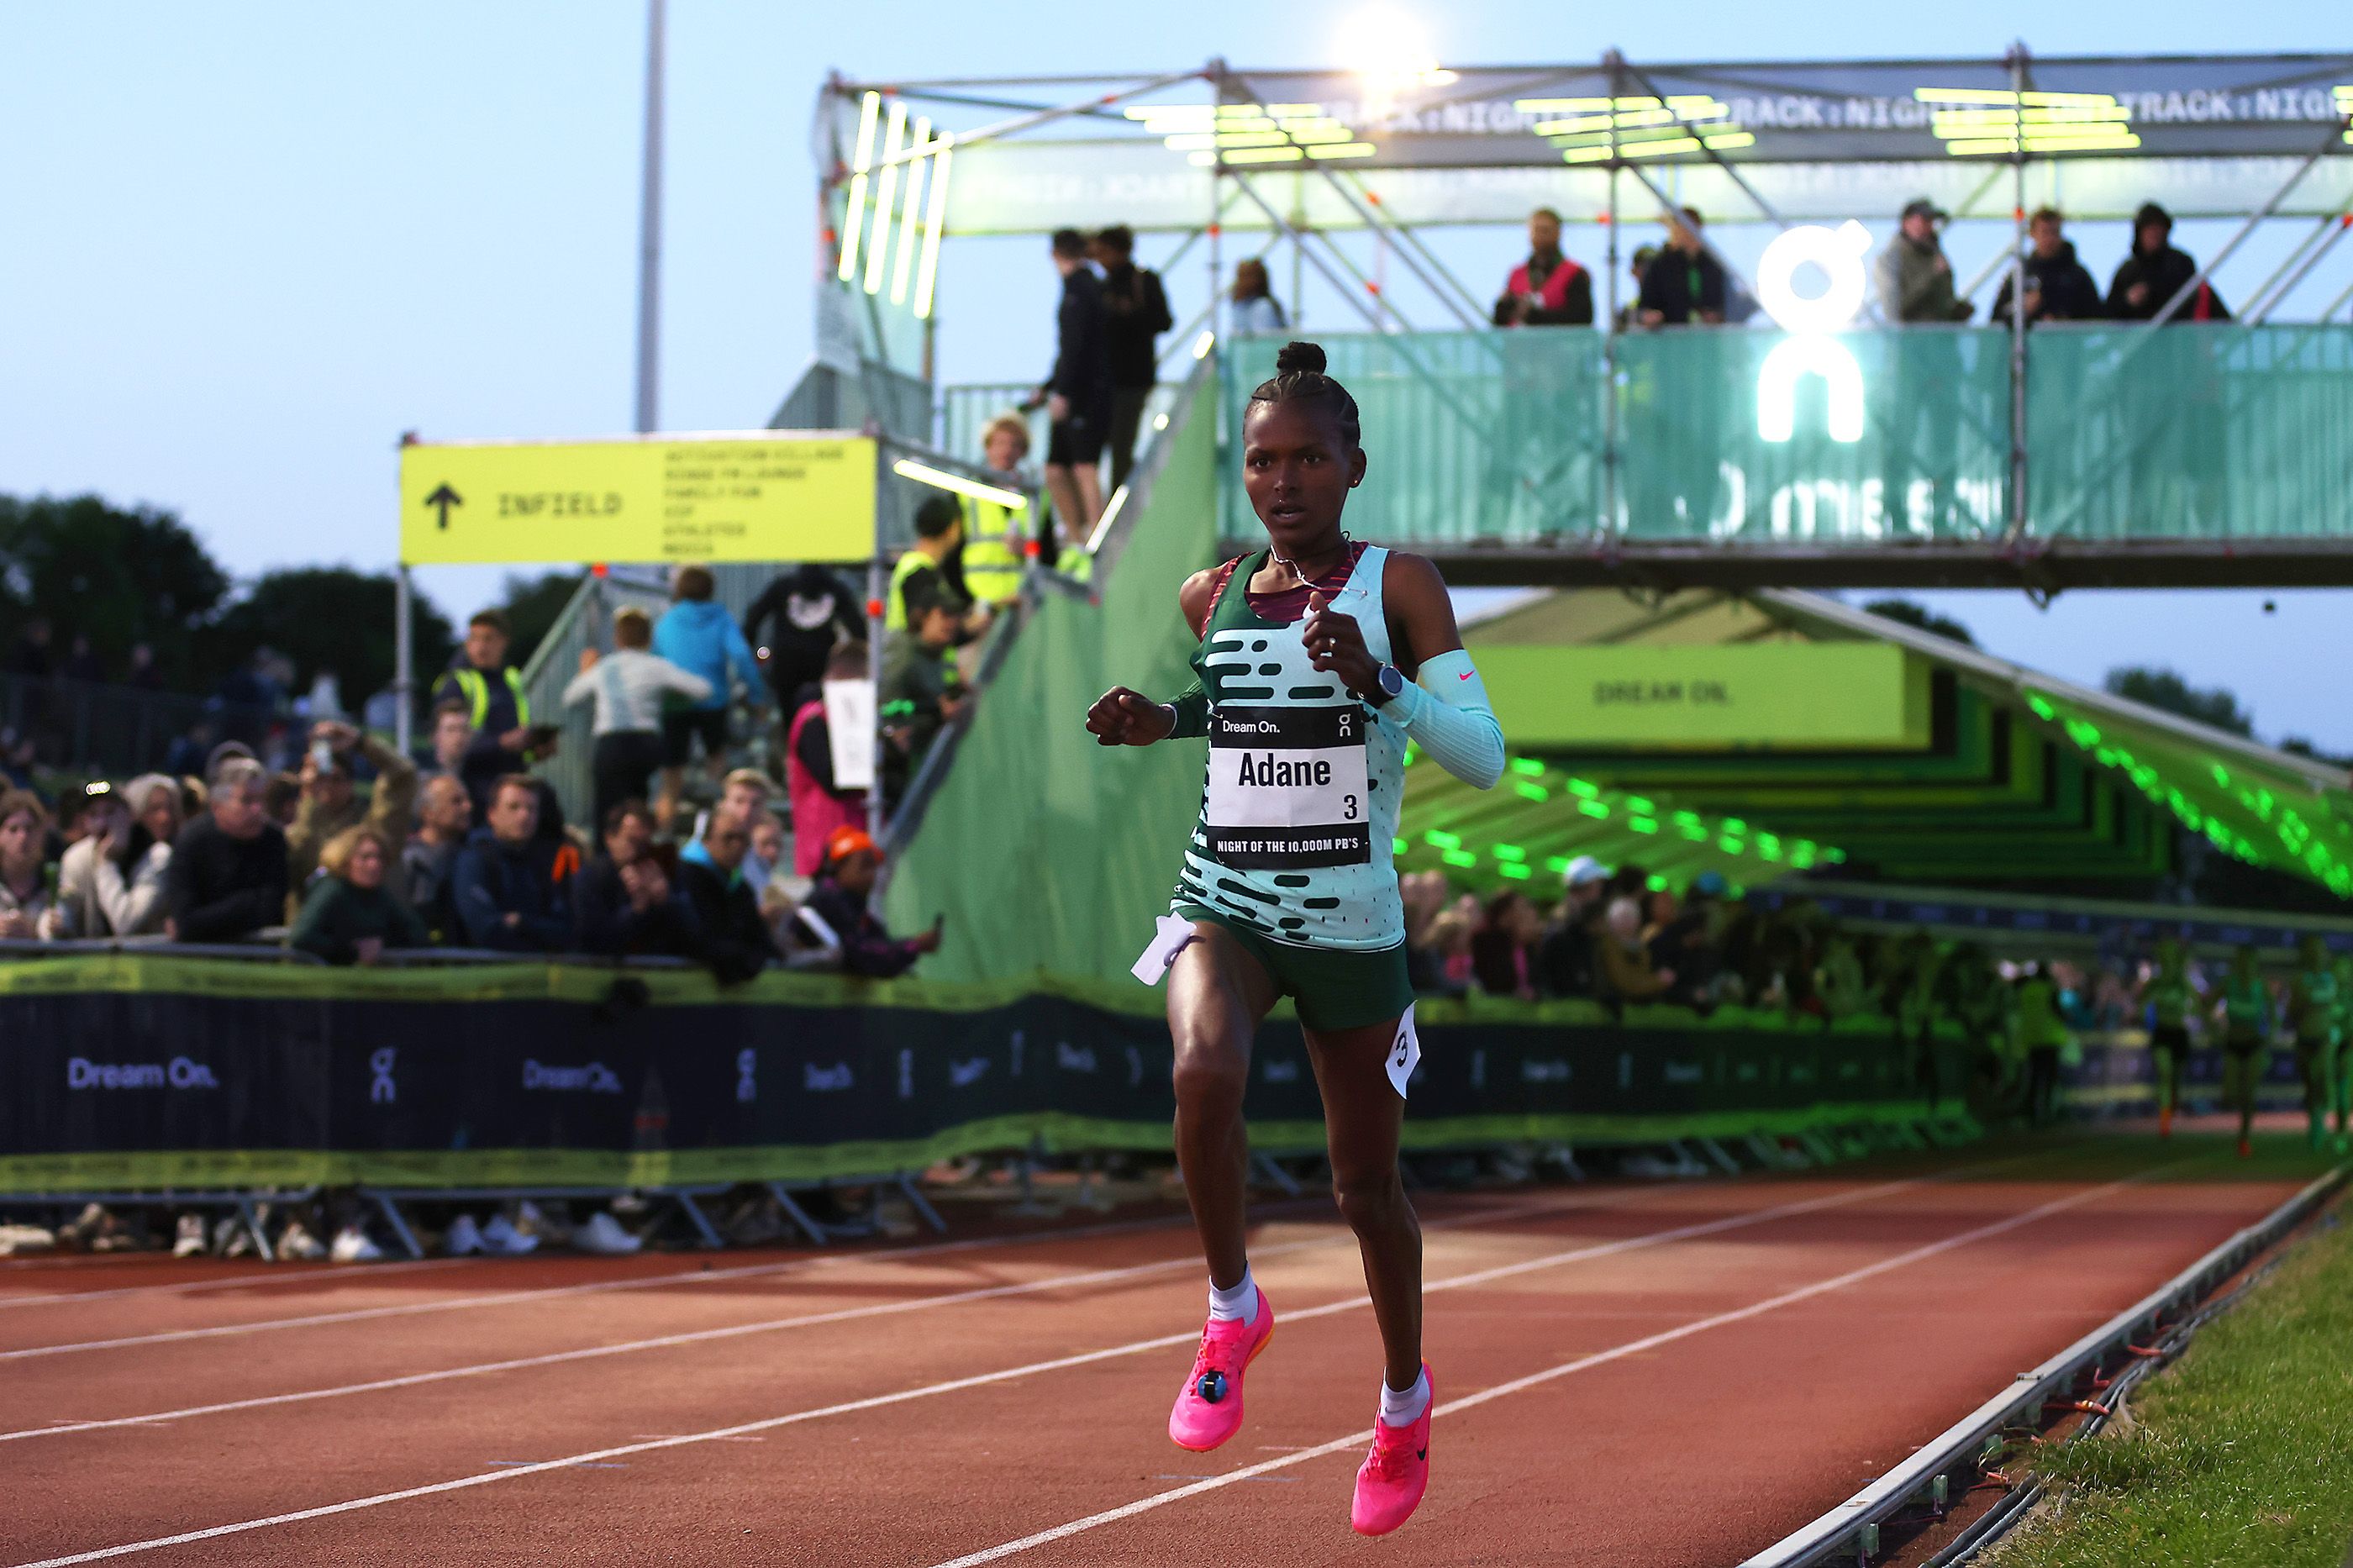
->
[[1386, 1004, 1421, 1099], [1131, 914, 1197, 987]]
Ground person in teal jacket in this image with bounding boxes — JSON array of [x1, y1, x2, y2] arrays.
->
[[652, 564, 764, 831]]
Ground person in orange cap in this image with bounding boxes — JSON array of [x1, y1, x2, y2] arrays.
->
[[788, 826, 941, 976]]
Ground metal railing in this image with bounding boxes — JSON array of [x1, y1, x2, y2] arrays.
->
[[1, 673, 283, 781]]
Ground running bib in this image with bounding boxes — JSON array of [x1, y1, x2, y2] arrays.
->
[[1203, 705, 1371, 869]]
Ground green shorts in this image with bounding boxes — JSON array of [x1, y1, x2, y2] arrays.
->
[[1176, 905, 1413, 1034]]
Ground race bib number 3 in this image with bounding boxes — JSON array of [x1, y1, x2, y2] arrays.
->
[[1205, 705, 1371, 869]]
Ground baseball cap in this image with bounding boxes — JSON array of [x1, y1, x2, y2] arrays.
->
[[1562, 855, 1609, 887], [1900, 197, 1949, 224], [824, 825, 878, 866]]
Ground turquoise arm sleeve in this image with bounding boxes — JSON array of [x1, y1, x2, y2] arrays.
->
[[1390, 649, 1505, 789]]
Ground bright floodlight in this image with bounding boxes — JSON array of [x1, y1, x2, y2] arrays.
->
[[1339, 11, 1450, 87]]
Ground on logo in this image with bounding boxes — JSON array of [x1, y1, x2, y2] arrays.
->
[[735, 1048, 757, 1105], [369, 1047, 397, 1106], [1755, 220, 1872, 445]]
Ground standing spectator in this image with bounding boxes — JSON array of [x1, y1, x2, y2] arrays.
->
[[1638, 208, 1727, 326], [450, 775, 573, 952], [285, 720, 419, 911], [784, 643, 872, 877], [163, 717, 217, 781], [0, 790, 53, 939], [1992, 207, 2104, 325], [677, 813, 778, 982], [1614, 245, 1657, 332], [1029, 227, 1113, 543], [1876, 198, 1974, 323], [791, 826, 940, 978], [743, 563, 863, 713], [1227, 257, 1288, 336], [1469, 890, 1543, 999], [417, 701, 474, 782], [1493, 207, 1595, 328], [959, 417, 1038, 607], [1093, 224, 1173, 492], [2107, 202, 2229, 323], [1534, 855, 1609, 997], [45, 774, 180, 939], [291, 826, 429, 966], [881, 588, 966, 791], [574, 800, 698, 959], [1596, 894, 1674, 1006], [565, 605, 711, 835], [403, 775, 472, 940], [165, 758, 288, 944], [652, 566, 763, 833]]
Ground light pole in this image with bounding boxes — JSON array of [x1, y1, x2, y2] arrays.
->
[[634, 0, 666, 435]]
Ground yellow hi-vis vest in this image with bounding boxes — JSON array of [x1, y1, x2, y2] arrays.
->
[[961, 499, 1029, 605], [450, 666, 529, 729]]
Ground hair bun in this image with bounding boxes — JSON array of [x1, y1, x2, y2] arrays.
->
[[1274, 340, 1327, 376]]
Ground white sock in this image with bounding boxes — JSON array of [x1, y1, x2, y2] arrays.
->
[[1378, 1367, 1430, 1426], [1207, 1265, 1258, 1325]]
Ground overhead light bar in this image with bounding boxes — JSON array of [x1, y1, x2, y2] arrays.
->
[[2338, 86, 2352, 143], [864, 99, 907, 295], [836, 92, 881, 283], [892, 459, 1026, 512], [888, 117, 930, 307], [913, 135, 953, 320], [1917, 86, 2139, 156]]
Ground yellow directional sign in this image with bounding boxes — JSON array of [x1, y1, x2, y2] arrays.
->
[[398, 434, 877, 566]]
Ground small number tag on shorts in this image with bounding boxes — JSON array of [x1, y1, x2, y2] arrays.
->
[[1131, 915, 1197, 987], [1386, 1004, 1421, 1099]]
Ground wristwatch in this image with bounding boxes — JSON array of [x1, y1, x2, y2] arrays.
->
[[1369, 665, 1407, 708]]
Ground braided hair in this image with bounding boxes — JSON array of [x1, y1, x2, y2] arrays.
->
[[1246, 340, 1361, 451]]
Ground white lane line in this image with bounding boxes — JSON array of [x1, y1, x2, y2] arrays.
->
[[0, 1207, 1246, 1361], [0, 1182, 1703, 1444], [1, 1170, 1954, 1565], [0, 1260, 468, 1311], [919, 1165, 2183, 1568]]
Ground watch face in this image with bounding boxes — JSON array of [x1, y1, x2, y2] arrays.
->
[[1380, 666, 1405, 698]]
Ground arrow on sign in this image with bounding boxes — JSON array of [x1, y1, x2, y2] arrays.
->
[[424, 483, 463, 530]]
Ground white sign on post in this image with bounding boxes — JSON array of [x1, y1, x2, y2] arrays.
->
[[824, 678, 876, 792]]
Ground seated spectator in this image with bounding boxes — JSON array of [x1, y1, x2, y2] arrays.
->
[[1469, 889, 1541, 999], [166, 758, 288, 944], [574, 800, 698, 959], [565, 605, 712, 834], [291, 826, 429, 966], [417, 700, 474, 782], [1493, 207, 1594, 327], [653, 565, 764, 831], [264, 770, 303, 828], [784, 643, 872, 876], [690, 768, 780, 897], [1992, 207, 2103, 325], [1639, 208, 1729, 326], [1596, 894, 1674, 1006], [1227, 257, 1288, 336], [403, 775, 473, 940], [791, 826, 940, 978], [0, 789, 53, 940], [882, 587, 966, 792], [2107, 202, 2229, 323], [45, 774, 180, 939], [286, 720, 418, 916], [1534, 855, 1610, 997], [1875, 198, 1973, 324], [677, 813, 778, 983], [449, 774, 574, 952]]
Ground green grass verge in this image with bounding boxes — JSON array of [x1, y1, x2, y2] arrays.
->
[[1990, 1191, 2353, 1568]]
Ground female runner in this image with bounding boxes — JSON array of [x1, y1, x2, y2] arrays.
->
[[1085, 340, 1505, 1536]]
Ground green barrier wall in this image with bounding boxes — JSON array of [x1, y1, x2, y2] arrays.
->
[[883, 366, 1220, 987], [1222, 324, 2353, 550]]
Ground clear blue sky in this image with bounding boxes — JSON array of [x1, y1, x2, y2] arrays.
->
[[2, 3, 2345, 747]]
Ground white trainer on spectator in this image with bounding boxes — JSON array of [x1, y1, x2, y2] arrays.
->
[[330, 1225, 383, 1264], [572, 1211, 643, 1256], [479, 1213, 540, 1256], [277, 1221, 327, 1260], [444, 1214, 484, 1257], [213, 1216, 254, 1260], [173, 1214, 208, 1259]]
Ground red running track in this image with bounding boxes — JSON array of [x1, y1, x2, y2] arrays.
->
[[0, 1132, 2328, 1567]]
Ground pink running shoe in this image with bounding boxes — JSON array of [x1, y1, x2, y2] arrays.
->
[[1167, 1287, 1276, 1452], [1351, 1364, 1434, 1537]]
